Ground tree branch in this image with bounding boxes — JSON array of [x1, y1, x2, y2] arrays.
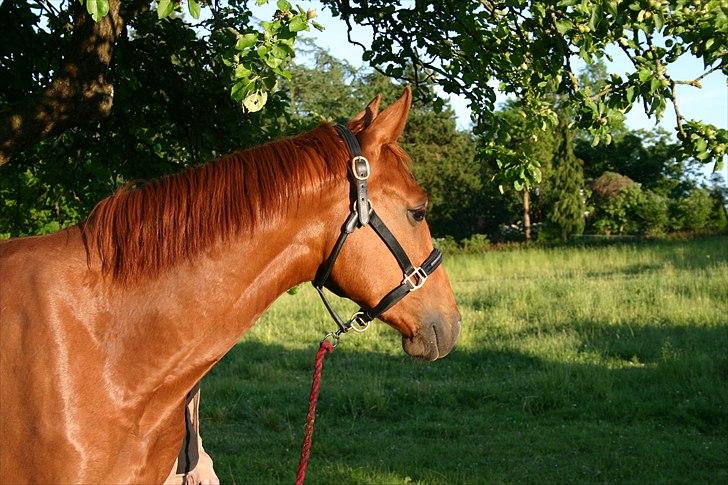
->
[[0, 0, 148, 166], [669, 79, 687, 140], [674, 65, 721, 88]]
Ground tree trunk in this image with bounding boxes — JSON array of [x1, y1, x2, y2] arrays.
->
[[523, 189, 532, 241], [0, 0, 147, 166]]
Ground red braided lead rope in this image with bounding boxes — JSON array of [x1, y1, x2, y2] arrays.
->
[[295, 338, 335, 485]]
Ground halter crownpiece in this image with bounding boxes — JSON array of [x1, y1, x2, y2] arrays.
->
[[312, 124, 443, 342]]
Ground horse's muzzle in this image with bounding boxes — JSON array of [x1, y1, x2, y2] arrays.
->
[[402, 314, 461, 361]]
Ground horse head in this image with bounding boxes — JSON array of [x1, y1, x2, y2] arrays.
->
[[320, 88, 461, 361]]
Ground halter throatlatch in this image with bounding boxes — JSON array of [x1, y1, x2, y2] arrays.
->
[[312, 124, 443, 343]]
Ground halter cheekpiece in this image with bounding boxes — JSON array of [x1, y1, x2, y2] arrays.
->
[[312, 124, 443, 342]]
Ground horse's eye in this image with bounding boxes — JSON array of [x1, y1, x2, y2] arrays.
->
[[409, 207, 427, 222]]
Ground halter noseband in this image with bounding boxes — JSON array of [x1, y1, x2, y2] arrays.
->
[[312, 124, 443, 340]]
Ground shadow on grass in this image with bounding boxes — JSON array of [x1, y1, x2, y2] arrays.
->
[[199, 321, 727, 484]]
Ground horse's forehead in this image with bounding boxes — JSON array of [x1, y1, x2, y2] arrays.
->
[[378, 169, 426, 204]]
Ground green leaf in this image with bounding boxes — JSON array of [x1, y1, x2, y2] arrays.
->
[[531, 167, 542, 183], [235, 33, 258, 50], [312, 21, 325, 31], [588, 7, 600, 31], [289, 17, 308, 32], [432, 98, 445, 113], [157, 0, 175, 19], [234, 64, 252, 79], [264, 55, 283, 69], [272, 65, 292, 80], [256, 0, 269, 5], [626, 86, 636, 104], [649, 78, 660, 93], [554, 19, 572, 35], [654, 13, 664, 32], [86, 0, 109, 21], [591, 135, 601, 146], [188, 0, 201, 19], [277, 0, 292, 10], [695, 138, 708, 153], [270, 44, 288, 60], [231, 79, 255, 102], [243, 90, 268, 112]]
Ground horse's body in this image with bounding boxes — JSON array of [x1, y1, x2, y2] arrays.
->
[[0, 89, 460, 483]]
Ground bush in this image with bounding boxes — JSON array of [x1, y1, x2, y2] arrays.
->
[[671, 188, 713, 232], [591, 171, 638, 200], [433, 234, 491, 254], [460, 234, 491, 253], [590, 185, 642, 235], [635, 190, 670, 236], [432, 236, 460, 255]]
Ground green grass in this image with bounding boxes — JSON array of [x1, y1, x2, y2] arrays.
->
[[201, 236, 728, 484]]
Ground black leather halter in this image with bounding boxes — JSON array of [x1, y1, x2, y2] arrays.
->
[[313, 124, 443, 340]]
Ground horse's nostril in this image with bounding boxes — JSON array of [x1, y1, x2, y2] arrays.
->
[[432, 324, 440, 355]]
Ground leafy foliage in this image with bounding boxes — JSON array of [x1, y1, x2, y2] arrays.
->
[[226, 2, 323, 112], [672, 187, 715, 231], [633, 189, 670, 236], [322, 0, 727, 189], [25, 0, 725, 191], [591, 171, 640, 199], [1, 6, 725, 242], [590, 183, 643, 235], [0, 8, 286, 236]]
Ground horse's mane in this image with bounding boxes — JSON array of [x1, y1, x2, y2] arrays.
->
[[83, 123, 360, 284]]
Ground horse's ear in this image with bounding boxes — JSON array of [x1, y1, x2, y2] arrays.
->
[[348, 95, 382, 133], [360, 86, 412, 146]]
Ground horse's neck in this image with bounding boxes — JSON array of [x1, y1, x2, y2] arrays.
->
[[104, 194, 338, 411]]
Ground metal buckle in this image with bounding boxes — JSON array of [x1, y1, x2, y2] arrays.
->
[[349, 312, 371, 333], [403, 267, 428, 291], [351, 156, 370, 180]]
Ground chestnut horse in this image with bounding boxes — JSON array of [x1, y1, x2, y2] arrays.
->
[[0, 88, 461, 483]]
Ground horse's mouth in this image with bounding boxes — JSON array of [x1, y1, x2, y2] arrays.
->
[[402, 318, 460, 361]]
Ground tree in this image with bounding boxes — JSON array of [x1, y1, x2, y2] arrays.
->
[[0, 0, 320, 166], [482, 100, 558, 241], [544, 117, 586, 240], [322, 0, 728, 187], [0, 8, 288, 236], [2, 0, 725, 190], [577, 128, 702, 197]]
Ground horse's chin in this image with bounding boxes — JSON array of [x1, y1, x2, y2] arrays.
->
[[402, 318, 460, 361]]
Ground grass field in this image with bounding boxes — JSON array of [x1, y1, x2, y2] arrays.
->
[[201, 236, 728, 484]]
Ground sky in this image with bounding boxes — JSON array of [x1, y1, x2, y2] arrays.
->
[[255, 1, 727, 179]]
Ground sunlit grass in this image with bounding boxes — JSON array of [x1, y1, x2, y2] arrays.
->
[[202, 236, 728, 484]]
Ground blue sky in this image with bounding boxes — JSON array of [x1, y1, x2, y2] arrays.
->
[[256, 1, 727, 178]]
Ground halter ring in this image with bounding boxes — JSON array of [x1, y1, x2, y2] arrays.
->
[[349, 312, 371, 333], [352, 198, 374, 216]]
